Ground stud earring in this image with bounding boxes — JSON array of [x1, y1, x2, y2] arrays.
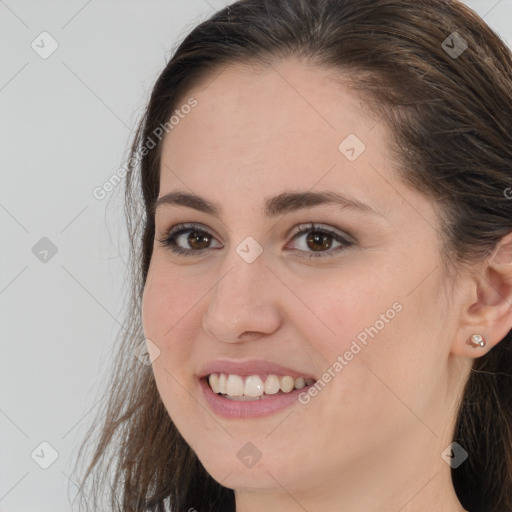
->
[[466, 334, 486, 348]]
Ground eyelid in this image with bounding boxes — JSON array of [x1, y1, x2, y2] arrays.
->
[[288, 222, 356, 243], [156, 222, 223, 249], [286, 222, 355, 258], [160, 222, 222, 242]]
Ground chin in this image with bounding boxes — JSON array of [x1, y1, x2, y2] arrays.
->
[[190, 435, 306, 491]]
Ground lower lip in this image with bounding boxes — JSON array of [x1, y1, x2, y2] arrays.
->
[[199, 377, 312, 419]]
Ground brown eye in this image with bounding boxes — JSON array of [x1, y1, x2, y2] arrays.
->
[[187, 231, 211, 250], [289, 223, 354, 259], [306, 231, 333, 252], [157, 223, 222, 255]]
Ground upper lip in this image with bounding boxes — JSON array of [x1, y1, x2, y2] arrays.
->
[[198, 359, 317, 380]]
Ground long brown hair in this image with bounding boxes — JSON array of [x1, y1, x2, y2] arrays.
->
[[72, 1, 512, 510]]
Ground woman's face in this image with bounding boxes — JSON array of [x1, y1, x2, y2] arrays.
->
[[142, 59, 470, 503]]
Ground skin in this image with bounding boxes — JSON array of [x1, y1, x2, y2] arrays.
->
[[141, 58, 512, 512]]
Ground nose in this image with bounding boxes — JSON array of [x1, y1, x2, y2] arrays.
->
[[202, 251, 283, 344]]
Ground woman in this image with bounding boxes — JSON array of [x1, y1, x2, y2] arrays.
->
[[73, 1, 512, 511]]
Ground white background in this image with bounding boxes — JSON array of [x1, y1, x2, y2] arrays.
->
[[1, 1, 510, 510]]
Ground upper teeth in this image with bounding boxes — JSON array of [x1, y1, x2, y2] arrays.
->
[[208, 373, 314, 397]]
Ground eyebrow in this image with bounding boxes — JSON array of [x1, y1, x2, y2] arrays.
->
[[152, 190, 383, 218]]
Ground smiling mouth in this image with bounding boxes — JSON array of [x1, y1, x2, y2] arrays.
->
[[206, 372, 316, 400]]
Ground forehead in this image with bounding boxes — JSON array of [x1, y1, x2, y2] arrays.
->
[[157, 59, 419, 224], [163, 60, 378, 154]]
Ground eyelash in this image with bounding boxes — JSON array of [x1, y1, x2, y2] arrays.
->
[[156, 222, 355, 259]]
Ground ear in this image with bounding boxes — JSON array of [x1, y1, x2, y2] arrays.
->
[[452, 232, 512, 357]]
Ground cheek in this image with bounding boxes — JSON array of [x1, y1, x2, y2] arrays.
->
[[142, 258, 197, 344], [294, 261, 445, 414], [295, 264, 402, 357], [141, 263, 204, 429], [141, 260, 205, 393]]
